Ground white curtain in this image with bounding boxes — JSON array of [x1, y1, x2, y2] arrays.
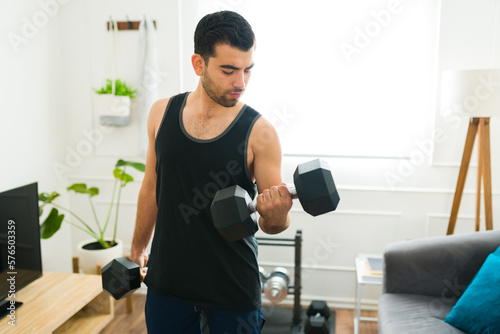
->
[[138, 18, 159, 157]]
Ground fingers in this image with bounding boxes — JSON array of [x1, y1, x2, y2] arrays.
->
[[131, 253, 148, 282], [140, 256, 148, 282], [257, 185, 292, 213], [140, 267, 148, 282], [255, 184, 292, 234], [267, 186, 281, 200], [277, 184, 290, 196], [259, 185, 290, 201]]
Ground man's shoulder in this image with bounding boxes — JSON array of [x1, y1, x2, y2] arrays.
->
[[150, 92, 187, 117], [151, 92, 190, 114], [247, 113, 280, 152], [248, 112, 272, 132], [151, 98, 170, 112], [149, 98, 171, 132]]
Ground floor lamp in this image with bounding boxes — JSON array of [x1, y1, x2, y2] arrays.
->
[[441, 69, 499, 235]]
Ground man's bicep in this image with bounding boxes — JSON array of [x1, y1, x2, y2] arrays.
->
[[251, 118, 284, 193], [142, 98, 169, 192]]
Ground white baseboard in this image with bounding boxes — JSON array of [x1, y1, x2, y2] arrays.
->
[[133, 286, 379, 311]]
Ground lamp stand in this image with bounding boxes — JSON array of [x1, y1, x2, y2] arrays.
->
[[447, 117, 493, 234]]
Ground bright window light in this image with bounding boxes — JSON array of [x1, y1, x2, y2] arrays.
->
[[191, 0, 440, 158]]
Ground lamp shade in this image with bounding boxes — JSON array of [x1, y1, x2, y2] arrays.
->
[[441, 69, 500, 117]]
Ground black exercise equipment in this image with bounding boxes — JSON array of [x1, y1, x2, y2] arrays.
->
[[101, 257, 144, 300], [258, 231, 303, 328], [258, 232, 336, 334], [211, 159, 340, 242], [305, 300, 331, 334]]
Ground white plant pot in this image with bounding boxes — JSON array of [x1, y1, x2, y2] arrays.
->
[[94, 94, 131, 126], [77, 239, 123, 274]]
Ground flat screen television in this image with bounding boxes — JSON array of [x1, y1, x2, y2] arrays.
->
[[0, 182, 43, 319]]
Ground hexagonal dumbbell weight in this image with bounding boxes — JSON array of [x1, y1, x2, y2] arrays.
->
[[101, 257, 145, 300], [210, 159, 340, 242], [305, 300, 331, 334]]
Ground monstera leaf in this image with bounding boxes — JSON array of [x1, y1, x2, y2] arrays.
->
[[67, 183, 99, 197], [40, 208, 65, 239], [114, 160, 146, 187]]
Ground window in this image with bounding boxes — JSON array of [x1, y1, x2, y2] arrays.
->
[[182, 0, 440, 158]]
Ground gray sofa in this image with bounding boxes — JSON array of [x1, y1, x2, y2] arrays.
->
[[378, 230, 500, 334]]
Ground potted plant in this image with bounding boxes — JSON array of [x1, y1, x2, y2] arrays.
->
[[94, 79, 137, 127], [39, 159, 145, 273]]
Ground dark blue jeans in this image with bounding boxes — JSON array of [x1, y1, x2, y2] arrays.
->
[[145, 290, 265, 334]]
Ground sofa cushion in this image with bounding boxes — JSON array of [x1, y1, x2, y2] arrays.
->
[[378, 294, 465, 334], [444, 249, 500, 334]]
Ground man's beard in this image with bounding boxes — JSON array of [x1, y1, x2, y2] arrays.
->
[[201, 71, 243, 108]]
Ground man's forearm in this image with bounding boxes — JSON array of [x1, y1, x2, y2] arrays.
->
[[131, 190, 157, 256]]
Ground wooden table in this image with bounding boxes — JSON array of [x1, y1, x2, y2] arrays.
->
[[0, 272, 113, 334]]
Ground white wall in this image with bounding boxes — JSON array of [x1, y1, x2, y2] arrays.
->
[[271, 0, 500, 309], [54, 0, 181, 258], [181, 0, 498, 309], [0, 0, 72, 272], [2, 0, 499, 311]]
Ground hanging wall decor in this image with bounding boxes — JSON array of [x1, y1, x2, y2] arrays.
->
[[93, 20, 137, 127]]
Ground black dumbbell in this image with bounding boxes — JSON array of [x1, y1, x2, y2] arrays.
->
[[210, 159, 340, 242], [305, 300, 331, 334], [101, 257, 147, 300]]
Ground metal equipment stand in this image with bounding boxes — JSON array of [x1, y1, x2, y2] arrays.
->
[[257, 230, 303, 329]]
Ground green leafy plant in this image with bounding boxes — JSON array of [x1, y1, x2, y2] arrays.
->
[[39, 159, 145, 249], [95, 79, 137, 98]]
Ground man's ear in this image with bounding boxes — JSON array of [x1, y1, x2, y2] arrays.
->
[[191, 54, 205, 76]]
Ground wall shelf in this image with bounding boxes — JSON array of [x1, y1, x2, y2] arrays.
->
[[106, 20, 156, 31]]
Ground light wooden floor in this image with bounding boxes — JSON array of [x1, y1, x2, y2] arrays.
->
[[100, 294, 378, 334]]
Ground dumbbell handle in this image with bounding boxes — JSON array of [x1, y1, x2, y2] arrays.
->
[[248, 185, 298, 212]]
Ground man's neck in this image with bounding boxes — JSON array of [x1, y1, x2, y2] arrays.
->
[[188, 83, 242, 119]]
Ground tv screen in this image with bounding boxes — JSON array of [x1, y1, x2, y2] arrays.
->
[[0, 182, 43, 317]]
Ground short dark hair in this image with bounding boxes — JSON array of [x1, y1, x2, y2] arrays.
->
[[194, 11, 255, 63]]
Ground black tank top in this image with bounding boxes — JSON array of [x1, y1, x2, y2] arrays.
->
[[144, 92, 262, 311]]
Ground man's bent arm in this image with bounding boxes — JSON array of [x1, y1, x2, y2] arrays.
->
[[250, 118, 292, 234], [131, 99, 168, 270]]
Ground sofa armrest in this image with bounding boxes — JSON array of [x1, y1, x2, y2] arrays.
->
[[383, 230, 500, 298]]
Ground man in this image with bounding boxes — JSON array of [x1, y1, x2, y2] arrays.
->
[[131, 11, 292, 333]]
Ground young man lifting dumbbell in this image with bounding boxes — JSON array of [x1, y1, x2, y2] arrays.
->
[[130, 11, 292, 333]]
